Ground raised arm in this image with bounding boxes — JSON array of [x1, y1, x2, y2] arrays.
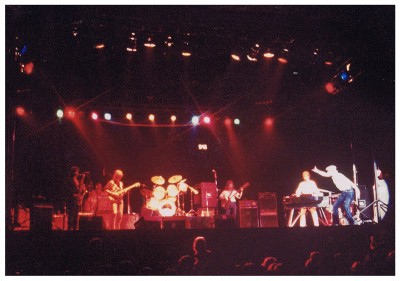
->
[[311, 166, 330, 177]]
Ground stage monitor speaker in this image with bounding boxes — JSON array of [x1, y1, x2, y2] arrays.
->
[[79, 213, 103, 230], [30, 204, 53, 231], [52, 214, 68, 230], [121, 213, 140, 229], [239, 207, 259, 228], [194, 182, 218, 208], [358, 185, 373, 220], [215, 215, 235, 228]]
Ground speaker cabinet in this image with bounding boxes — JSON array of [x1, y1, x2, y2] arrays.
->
[[78, 213, 103, 230], [239, 207, 259, 228], [358, 185, 373, 220], [30, 204, 53, 231], [52, 214, 68, 230], [194, 182, 218, 208], [258, 192, 278, 227]]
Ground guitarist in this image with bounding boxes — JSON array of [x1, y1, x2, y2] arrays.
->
[[66, 166, 87, 230], [219, 180, 244, 221], [105, 169, 126, 230]]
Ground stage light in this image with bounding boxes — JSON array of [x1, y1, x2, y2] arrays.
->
[[224, 118, 232, 126], [91, 112, 98, 120], [231, 46, 243, 61], [149, 114, 155, 122], [247, 43, 260, 62], [104, 113, 111, 120], [56, 109, 64, 119], [263, 51, 275, 58], [126, 113, 133, 120], [340, 71, 349, 81], [65, 108, 76, 119], [231, 54, 241, 61], [191, 116, 200, 125], [234, 118, 240, 125], [15, 106, 26, 117], [94, 43, 105, 49], [165, 35, 174, 47], [203, 116, 211, 124], [265, 117, 274, 127], [23, 62, 34, 75], [170, 115, 177, 122], [325, 82, 338, 95], [144, 35, 156, 48], [126, 32, 137, 52]]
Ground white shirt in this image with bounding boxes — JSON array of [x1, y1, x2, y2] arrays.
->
[[295, 180, 320, 196], [331, 172, 355, 191], [219, 189, 242, 202]]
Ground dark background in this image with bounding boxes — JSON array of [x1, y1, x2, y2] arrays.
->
[[5, 6, 395, 218]]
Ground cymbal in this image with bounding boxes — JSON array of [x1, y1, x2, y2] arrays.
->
[[168, 175, 183, 184], [151, 176, 165, 185], [140, 189, 153, 197]]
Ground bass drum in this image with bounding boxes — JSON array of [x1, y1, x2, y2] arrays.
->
[[158, 197, 177, 217]]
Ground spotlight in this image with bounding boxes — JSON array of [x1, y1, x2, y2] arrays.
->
[[247, 43, 260, 62], [165, 35, 174, 47], [224, 118, 232, 126], [170, 115, 177, 122], [231, 46, 244, 61], [91, 112, 98, 120], [191, 116, 200, 126], [144, 35, 156, 48], [265, 117, 274, 127], [94, 43, 105, 49], [149, 114, 155, 122], [181, 35, 192, 57], [263, 48, 275, 58], [203, 116, 211, 124], [104, 113, 111, 120], [15, 106, 26, 117], [126, 32, 137, 52], [234, 118, 240, 125], [126, 113, 133, 120], [324, 82, 338, 95], [56, 109, 64, 119]]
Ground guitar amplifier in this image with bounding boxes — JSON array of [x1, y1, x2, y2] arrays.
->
[[239, 207, 259, 228]]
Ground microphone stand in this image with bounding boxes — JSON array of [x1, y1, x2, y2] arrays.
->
[[213, 170, 218, 215]]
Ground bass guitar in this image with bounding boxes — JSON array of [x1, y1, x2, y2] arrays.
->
[[106, 182, 142, 201], [223, 182, 250, 209]]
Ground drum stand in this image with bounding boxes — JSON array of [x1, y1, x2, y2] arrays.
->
[[176, 193, 186, 216], [186, 189, 198, 216]]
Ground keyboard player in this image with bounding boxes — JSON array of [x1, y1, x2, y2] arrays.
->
[[295, 171, 322, 227]]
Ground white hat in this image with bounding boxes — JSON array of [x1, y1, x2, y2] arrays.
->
[[326, 165, 337, 172]]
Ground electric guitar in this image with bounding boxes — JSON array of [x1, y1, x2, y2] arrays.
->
[[106, 182, 142, 201], [223, 182, 250, 209]]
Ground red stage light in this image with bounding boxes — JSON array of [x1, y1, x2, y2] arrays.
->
[[15, 106, 26, 117], [91, 112, 98, 120], [24, 62, 34, 75], [224, 118, 232, 126], [325, 82, 337, 95], [265, 118, 274, 127], [203, 116, 211, 124]]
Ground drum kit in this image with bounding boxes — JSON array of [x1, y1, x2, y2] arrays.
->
[[140, 175, 198, 217]]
